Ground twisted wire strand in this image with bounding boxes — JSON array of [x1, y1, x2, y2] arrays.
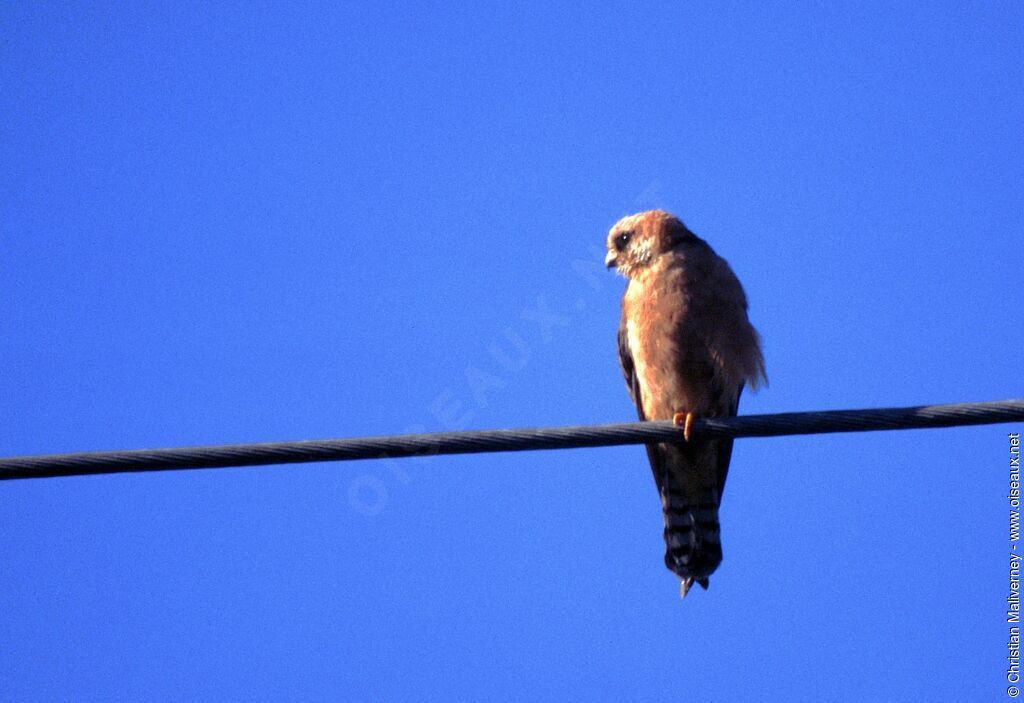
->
[[1, 399, 1021, 481]]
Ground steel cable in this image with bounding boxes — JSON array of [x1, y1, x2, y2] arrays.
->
[[1, 399, 1021, 480]]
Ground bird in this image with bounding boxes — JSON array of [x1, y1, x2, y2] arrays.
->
[[606, 210, 766, 597]]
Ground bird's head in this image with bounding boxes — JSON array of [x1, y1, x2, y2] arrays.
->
[[604, 210, 695, 278]]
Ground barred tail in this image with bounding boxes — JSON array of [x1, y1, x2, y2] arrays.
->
[[661, 469, 723, 598]]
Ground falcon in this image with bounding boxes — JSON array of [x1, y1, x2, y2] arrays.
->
[[606, 210, 766, 597]]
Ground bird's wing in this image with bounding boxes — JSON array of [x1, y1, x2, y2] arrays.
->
[[714, 381, 744, 500], [616, 318, 642, 418], [617, 317, 664, 491]]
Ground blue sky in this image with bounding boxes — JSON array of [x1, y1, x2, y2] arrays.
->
[[2, 2, 1022, 701]]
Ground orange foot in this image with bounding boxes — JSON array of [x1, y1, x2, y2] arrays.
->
[[672, 411, 696, 442]]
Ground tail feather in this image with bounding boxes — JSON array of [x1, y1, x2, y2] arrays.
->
[[660, 465, 723, 598]]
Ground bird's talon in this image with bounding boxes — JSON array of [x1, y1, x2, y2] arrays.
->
[[672, 412, 696, 441]]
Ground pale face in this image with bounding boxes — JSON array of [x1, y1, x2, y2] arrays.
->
[[605, 210, 687, 278]]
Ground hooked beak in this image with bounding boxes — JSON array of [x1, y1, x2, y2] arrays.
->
[[605, 250, 617, 269]]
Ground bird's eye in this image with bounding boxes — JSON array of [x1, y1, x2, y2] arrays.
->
[[615, 232, 631, 250]]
